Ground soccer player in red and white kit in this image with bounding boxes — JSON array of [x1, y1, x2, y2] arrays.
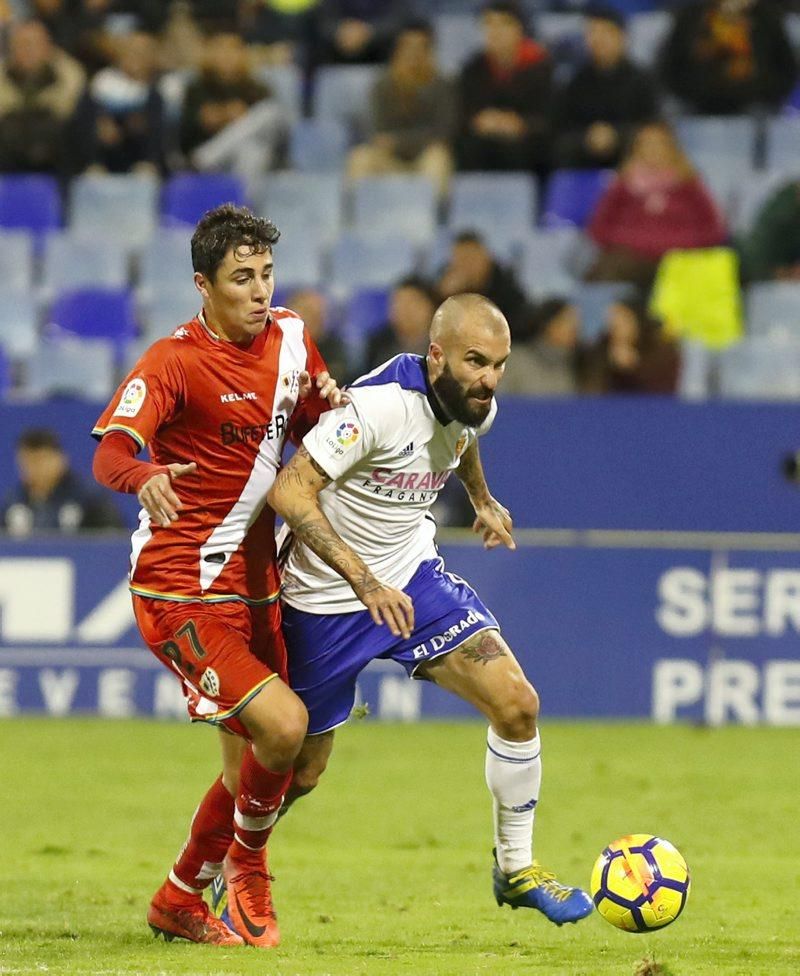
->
[[92, 205, 343, 948]]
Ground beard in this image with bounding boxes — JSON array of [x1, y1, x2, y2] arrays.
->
[[431, 362, 493, 426]]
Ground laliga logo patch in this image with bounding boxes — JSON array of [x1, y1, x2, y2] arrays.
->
[[455, 433, 468, 457], [336, 421, 360, 447], [199, 667, 220, 698], [113, 377, 147, 418]]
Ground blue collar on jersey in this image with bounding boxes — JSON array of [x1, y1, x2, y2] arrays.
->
[[350, 354, 452, 425]]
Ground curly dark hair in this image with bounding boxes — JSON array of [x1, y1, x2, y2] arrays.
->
[[190, 204, 280, 281]]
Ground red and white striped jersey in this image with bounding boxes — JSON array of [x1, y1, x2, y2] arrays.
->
[[93, 309, 328, 604]]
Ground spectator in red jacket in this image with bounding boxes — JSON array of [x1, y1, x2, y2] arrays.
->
[[585, 121, 727, 287], [457, 0, 553, 177]]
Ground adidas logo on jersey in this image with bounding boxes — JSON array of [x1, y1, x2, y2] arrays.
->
[[399, 442, 414, 457]]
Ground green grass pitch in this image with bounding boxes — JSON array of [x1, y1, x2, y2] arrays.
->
[[1, 718, 798, 976]]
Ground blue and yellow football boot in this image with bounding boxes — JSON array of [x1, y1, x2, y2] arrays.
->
[[492, 850, 593, 925]]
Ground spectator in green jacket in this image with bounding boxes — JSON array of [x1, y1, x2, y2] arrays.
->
[[739, 180, 800, 282]]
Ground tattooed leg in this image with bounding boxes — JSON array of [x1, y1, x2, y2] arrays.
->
[[417, 630, 538, 740]]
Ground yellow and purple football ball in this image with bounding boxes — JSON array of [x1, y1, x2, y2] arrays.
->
[[590, 834, 690, 932]]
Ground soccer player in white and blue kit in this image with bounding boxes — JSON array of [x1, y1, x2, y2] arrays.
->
[[267, 294, 592, 925]]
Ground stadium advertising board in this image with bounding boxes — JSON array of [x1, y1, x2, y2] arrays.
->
[[1, 538, 798, 725]]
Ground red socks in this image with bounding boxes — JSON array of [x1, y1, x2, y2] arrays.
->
[[170, 775, 235, 892], [230, 748, 292, 856]]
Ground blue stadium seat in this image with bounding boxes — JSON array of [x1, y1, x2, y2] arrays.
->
[[138, 229, 196, 306], [288, 118, 350, 173], [330, 232, 417, 296], [353, 176, 438, 245], [69, 174, 159, 251], [0, 286, 39, 359], [42, 232, 129, 296], [434, 14, 482, 76], [627, 11, 671, 66], [541, 169, 613, 229], [48, 288, 138, 357], [338, 287, 391, 369], [254, 172, 344, 244], [572, 282, 639, 341], [692, 152, 755, 223], [0, 230, 35, 290], [765, 117, 800, 171], [718, 335, 800, 400], [256, 64, 303, 120], [518, 229, 580, 301], [271, 231, 323, 290], [312, 65, 380, 141], [746, 282, 800, 337], [0, 174, 61, 233], [343, 288, 391, 339], [161, 173, 247, 228], [448, 172, 537, 251], [24, 335, 117, 400], [140, 294, 200, 343], [674, 116, 757, 169], [677, 339, 715, 400]]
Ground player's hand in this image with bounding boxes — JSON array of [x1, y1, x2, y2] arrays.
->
[[137, 462, 197, 528], [298, 370, 349, 407], [354, 576, 415, 639], [472, 497, 515, 551]]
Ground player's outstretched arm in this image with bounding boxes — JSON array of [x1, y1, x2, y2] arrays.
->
[[268, 446, 414, 637], [456, 440, 515, 551]]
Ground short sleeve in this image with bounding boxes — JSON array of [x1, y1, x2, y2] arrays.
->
[[92, 339, 186, 450], [301, 398, 376, 480]]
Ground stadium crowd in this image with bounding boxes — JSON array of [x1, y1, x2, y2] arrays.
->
[[0, 0, 800, 402]]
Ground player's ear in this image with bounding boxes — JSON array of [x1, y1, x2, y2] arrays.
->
[[194, 271, 210, 300], [428, 341, 444, 366]]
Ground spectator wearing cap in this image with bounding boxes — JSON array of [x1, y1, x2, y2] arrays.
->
[[456, 0, 553, 177], [553, 4, 659, 170], [1, 428, 125, 537]]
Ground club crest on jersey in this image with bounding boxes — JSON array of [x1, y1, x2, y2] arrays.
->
[[113, 377, 146, 418], [280, 370, 300, 395], [336, 421, 360, 447], [199, 667, 220, 698]]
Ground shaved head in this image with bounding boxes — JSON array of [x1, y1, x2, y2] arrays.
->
[[430, 293, 509, 348], [426, 293, 511, 426]]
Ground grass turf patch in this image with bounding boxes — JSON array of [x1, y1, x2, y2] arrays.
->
[[1, 719, 798, 976]]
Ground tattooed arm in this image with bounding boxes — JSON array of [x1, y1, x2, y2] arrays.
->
[[267, 446, 415, 638], [456, 439, 515, 551]]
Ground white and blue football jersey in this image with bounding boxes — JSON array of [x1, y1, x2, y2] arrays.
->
[[280, 354, 497, 612]]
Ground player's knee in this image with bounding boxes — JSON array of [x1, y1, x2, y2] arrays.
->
[[291, 761, 324, 798], [492, 681, 539, 741], [249, 696, 308, 766]]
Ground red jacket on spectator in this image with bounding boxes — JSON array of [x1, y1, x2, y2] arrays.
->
[[588, 171, 726, 261]]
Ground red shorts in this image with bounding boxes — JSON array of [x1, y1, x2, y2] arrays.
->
[[133, 595, 287, 737]]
